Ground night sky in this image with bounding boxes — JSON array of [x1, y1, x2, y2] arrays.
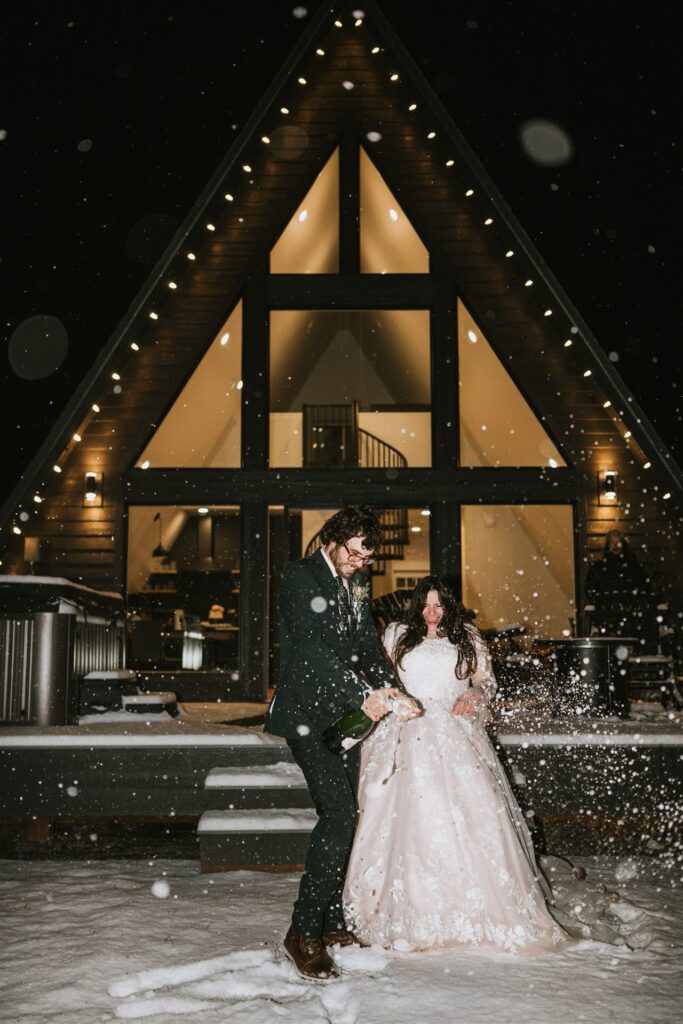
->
[[2, 0, 680, 502]]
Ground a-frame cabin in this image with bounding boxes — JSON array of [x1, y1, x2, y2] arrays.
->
[[2, 2, 681, 701]]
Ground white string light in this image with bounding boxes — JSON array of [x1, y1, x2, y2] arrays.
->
[[149, 312, 159, 320], [73, 433, 82, 442], [167, 281, 177, 289], [130, 342, 140, 351]]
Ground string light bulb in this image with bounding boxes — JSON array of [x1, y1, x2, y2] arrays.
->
[[167, 281, 177, 290], [130, 341, 140, 350], [206, 223, 216, 231]]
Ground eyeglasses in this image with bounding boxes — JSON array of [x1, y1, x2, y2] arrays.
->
[[343, 542, 376, 566]]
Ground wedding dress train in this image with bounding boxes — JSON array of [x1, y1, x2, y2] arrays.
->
[[343, 622, 570, 955]]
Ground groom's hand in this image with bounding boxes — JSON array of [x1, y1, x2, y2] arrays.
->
[[361, 689, 392, 721]]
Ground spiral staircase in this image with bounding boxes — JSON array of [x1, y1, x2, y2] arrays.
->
[[302, 401, 410, 573]]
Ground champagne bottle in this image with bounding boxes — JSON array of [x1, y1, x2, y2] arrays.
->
[[322, 706, 376, 754]]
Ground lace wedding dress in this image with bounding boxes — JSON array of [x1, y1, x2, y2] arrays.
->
[[343, 622, 570, 955]]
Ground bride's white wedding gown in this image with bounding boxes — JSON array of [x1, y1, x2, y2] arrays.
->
[[343, 622, 569, 955]]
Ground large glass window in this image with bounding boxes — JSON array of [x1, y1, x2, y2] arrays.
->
[[360, 149, 429, 273], [269, 309, 431, 467], [461, 504, 575, 636], [270, 149, 339, 274], [137, 303, 242, 468], [127, 505, 240, 670], [458, 300, 565, 468]]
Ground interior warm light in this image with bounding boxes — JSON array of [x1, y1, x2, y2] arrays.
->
[[73, 433, 82, 442], [187, 252, 196, 260], [206, 223, 216, 231], [53, 465, 62, 473], [225, 193, 234, 201], [220, 333, 230, 346], [167, 281, 177, 289], [149, 312, 159, 320], [388, 208, 399, 221], [298, 209, 308, 222], [92, 403, 100, 412]]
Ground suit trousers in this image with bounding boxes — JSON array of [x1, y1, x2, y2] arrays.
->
[[287, 733, 361, 937]]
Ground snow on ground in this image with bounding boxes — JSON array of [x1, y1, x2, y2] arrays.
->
[[1, 856, 681, 1024]]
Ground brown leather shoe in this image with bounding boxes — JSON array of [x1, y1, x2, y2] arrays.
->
[[283, 926, 339, 981], [322, 928, 367, 948]]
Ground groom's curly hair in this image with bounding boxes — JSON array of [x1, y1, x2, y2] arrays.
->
[[320, 506, 383, 550], [391, 575, 479, 680]]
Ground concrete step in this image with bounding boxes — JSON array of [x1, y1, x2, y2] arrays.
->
[[198, 807, 315, 872], [203, 762, 312, 808]]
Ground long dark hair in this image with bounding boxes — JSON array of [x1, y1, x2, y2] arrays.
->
[[390, 575, 479, 680]]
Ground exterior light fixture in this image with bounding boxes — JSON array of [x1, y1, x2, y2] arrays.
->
[[599, 470, 617, 504], [83, 471, 103, 507]]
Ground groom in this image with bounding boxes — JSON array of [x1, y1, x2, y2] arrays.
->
[[265, 506, 418, 980]]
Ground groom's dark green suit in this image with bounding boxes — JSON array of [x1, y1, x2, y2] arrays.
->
[[264, 547, 395, 938]]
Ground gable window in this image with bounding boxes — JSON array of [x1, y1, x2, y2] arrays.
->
[[269, 309, 431, 468]]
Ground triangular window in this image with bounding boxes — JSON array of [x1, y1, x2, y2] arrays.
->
[[360, 148, 429, 274], [136, 302, 242, 468], [458, 300, 565, 468], [270, 149, 339, 274]]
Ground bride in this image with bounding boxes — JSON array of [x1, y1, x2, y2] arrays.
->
[[343, 575, 570, 955]]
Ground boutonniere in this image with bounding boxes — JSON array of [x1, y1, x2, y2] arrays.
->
[[351, 579, 369, 610]]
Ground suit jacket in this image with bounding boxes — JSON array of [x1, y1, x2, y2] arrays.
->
[[264, 548, 396, 738]]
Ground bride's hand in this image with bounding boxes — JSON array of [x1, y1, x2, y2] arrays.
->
[[387, 688, 422, 721], [452, 690, 483, 717]]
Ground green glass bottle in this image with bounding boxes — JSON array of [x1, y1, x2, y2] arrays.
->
[[322, 707, 376, 755]]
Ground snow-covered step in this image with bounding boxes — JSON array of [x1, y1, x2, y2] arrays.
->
[[198, 807, 316, 872], [204, 761, 307, 788], [202, 762, 312, 809]]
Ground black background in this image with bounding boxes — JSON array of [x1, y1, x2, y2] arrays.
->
[[1, 0, 680, 502]]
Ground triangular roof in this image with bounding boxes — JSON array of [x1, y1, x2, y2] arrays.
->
[[2, 0, 681, 549]]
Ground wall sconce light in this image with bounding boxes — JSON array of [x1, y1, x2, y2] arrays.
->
[[83, 471, 103, 507], [599, 469, 618, 505], [23, 536, 41, 572]]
